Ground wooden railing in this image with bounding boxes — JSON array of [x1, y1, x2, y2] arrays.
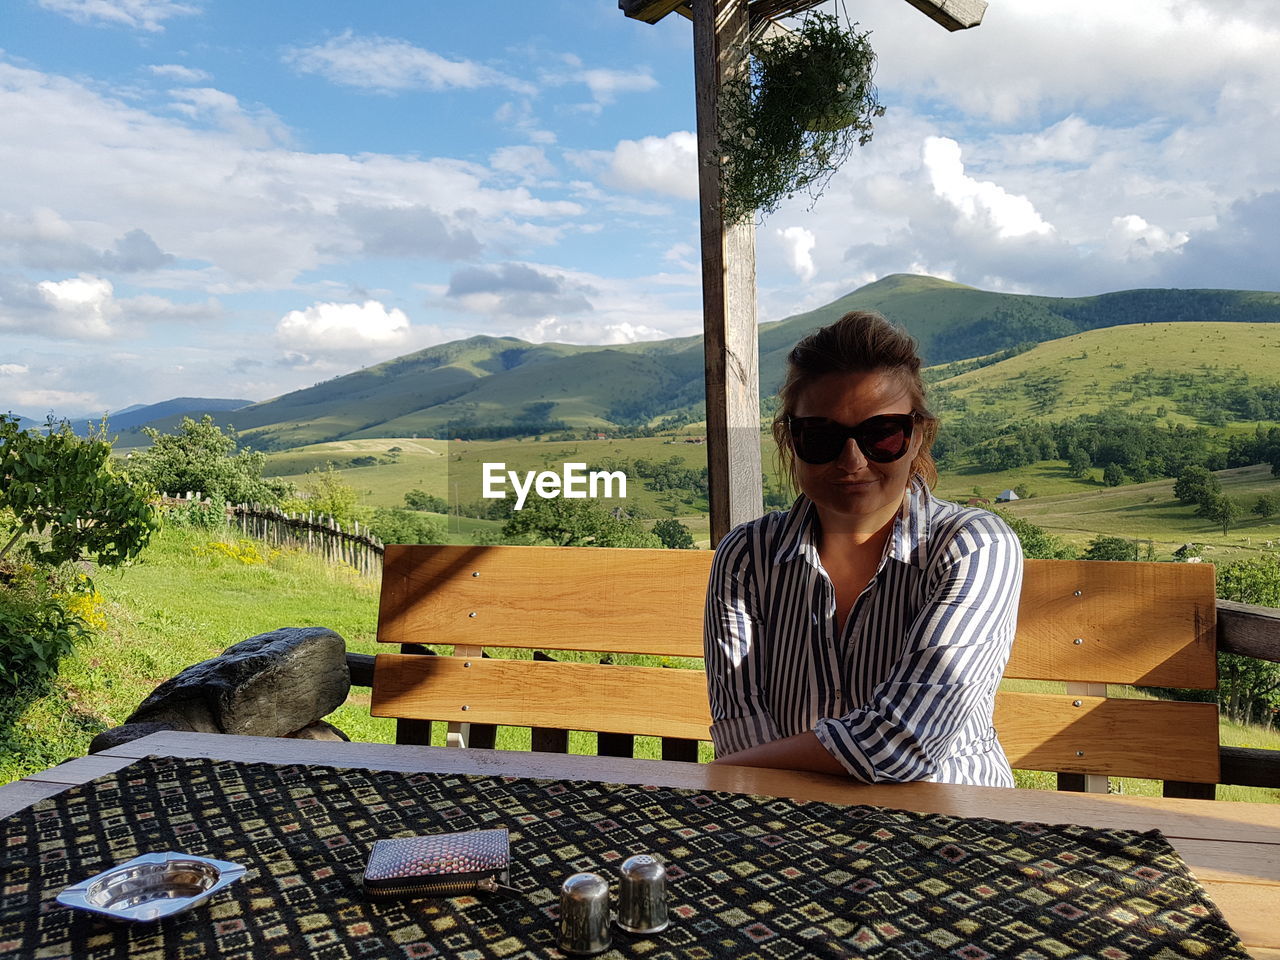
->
[[159, 493, 385, 577], [232, 503, 384, 577], [345, 602, 1280, 790]]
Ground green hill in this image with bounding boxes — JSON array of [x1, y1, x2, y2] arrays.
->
[[148, 275, 1280, 449], [931, 321, 1280, 427]]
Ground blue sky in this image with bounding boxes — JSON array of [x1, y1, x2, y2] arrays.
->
[[1, 0, 1278, 419]]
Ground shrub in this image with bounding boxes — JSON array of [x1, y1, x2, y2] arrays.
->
[[1, 415, 155, 569], [0, 563, 89, 691]]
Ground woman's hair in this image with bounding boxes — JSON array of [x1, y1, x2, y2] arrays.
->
[[770, 309, 938, 490]]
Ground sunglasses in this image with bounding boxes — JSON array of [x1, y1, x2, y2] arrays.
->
[[787, 413, 919, 465]]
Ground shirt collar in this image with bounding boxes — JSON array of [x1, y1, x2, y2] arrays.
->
[[773, 476, 933, 571]]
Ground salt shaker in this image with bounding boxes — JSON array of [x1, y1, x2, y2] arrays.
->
[[557, 872, 612, 956], [615, 854, 669, 934]]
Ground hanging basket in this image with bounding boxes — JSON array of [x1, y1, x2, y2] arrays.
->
[[719, 12, 885, 223]]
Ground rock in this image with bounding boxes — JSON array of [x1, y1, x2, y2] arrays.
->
[[127, 627, 350, 738], [286, 720, 350, 741], [88, 721, 175, 754]]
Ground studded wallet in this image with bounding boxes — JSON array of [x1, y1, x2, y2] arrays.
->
[[362, 828, 512, 901]]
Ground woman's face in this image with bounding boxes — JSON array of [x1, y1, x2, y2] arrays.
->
[[791, 369, 921, 533]]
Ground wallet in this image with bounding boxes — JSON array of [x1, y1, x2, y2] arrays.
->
[[362, 828, 512, 901]]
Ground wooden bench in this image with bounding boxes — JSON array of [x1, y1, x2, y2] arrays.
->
[[361, 543, 1278, 797]]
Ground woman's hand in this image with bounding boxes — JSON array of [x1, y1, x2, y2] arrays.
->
[[709, 731, 849, 775]]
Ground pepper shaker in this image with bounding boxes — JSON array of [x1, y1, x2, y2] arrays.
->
[[615, 854, 669, 934]]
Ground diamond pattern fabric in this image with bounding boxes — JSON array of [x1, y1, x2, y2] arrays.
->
[[0, 755, 1250, 958]]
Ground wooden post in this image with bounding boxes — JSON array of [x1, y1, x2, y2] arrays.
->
[[694, 0, 763, 546]]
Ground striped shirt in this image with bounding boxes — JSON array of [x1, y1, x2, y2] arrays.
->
[[703, 478, 1023, 786]]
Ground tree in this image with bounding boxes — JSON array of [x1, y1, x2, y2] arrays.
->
[[367, 508, 446, 545], [1082, 535, 1138, 562], [286, 465, 361, 526], [1, 415, 156, 689], [1102, 462, 1127, 487], [404, 489, 449, 513], [1205, 495, 1244, 535], [991, 509, 1076, 560], [126, 416, 286, 505], [1173, 465, 1220, 507], [1066, 446, 1091, 479], [1215, 556, 1280, 724], [502, 498, 661, 548], [653, 518, 695, 550], [1252, 495, 1278, 520], [0, 415, 155, 568]]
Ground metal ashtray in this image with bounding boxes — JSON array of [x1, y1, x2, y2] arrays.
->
[[57, 852, 246, 922]]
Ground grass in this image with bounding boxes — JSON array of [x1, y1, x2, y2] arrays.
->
[[995, 463, 1280, 558], [4, 523, 1276, 803], [933, 321, 1280, 427], [0, 526, 389, 784], [264, 435, 724, 516]]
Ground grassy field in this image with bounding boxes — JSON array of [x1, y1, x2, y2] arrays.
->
[[262, 430, 1280, 559], [265, 434, 729, 516], [4, 523, 1277, 804], [993, 463, 1280, 558]]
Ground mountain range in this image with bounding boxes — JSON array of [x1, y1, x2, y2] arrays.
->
[[68, 274, 1280, 450]]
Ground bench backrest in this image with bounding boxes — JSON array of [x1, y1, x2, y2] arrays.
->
[[372, 544, 1219, 784]]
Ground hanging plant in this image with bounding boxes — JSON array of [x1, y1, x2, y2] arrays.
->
[[718, 11, 885, 223]]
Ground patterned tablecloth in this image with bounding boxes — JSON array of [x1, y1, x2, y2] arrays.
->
[[0, 755, 1251, 959]]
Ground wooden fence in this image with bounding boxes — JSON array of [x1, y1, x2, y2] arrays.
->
[[160, 492, 384, 577]]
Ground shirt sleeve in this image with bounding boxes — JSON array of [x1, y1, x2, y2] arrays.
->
[[813, 514, 1023, 782], [703, 523, 783, 755]]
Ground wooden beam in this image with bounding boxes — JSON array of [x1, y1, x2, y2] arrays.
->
[[1218, 599, 1280, 663], [899, 0, 987, 31], [619, 0, 687, 23], [746, 0, 824, 28], [1220, 745, 1280, 789], [694, 0, 764, 545]]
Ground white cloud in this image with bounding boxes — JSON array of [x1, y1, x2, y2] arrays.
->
[[575, 68, 658, 113], [8, 386, 102, 410], [922, 137, 1054, 239], [0, 62, 582, 292], [862, 0, 1280, 124], [167, 87, 291, 148], [517, 316, 669, 346], [490, 145, 556, 182], [285, 32, 532, 95], [1107, 214, 1189, 260], [494, 101, 557, 145], [148, 64, 210, 83], [0, 364, 29, 375], [37, 0, 199, 32], [276, 300, 411, 352], [582, 131, 698, 199], [37, 275, 118, 338], [777, 227, 817, 281]]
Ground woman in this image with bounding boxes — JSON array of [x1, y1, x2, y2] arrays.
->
[[704, 310, 1022, 786]]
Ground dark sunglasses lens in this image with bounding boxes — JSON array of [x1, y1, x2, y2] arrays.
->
[[859, 418, 910, 462], [792, 423, 846, 464]]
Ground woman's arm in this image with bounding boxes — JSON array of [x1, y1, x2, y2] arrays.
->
[[814, 514, 1023, 782], [703, 525, 783, 755], [709, 730, 847, 773]]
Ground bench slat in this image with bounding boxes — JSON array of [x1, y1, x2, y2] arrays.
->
[[1008, 559, 1217, 688], [372, 655, 1221, 782], [372, 654, 712, 741], [994, 691, 1220, 783], [376, 547, 1217, 687], [377, 545, 711, 658]]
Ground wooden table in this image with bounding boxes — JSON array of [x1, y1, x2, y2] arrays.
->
[[3, 731, 1278, 957]]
